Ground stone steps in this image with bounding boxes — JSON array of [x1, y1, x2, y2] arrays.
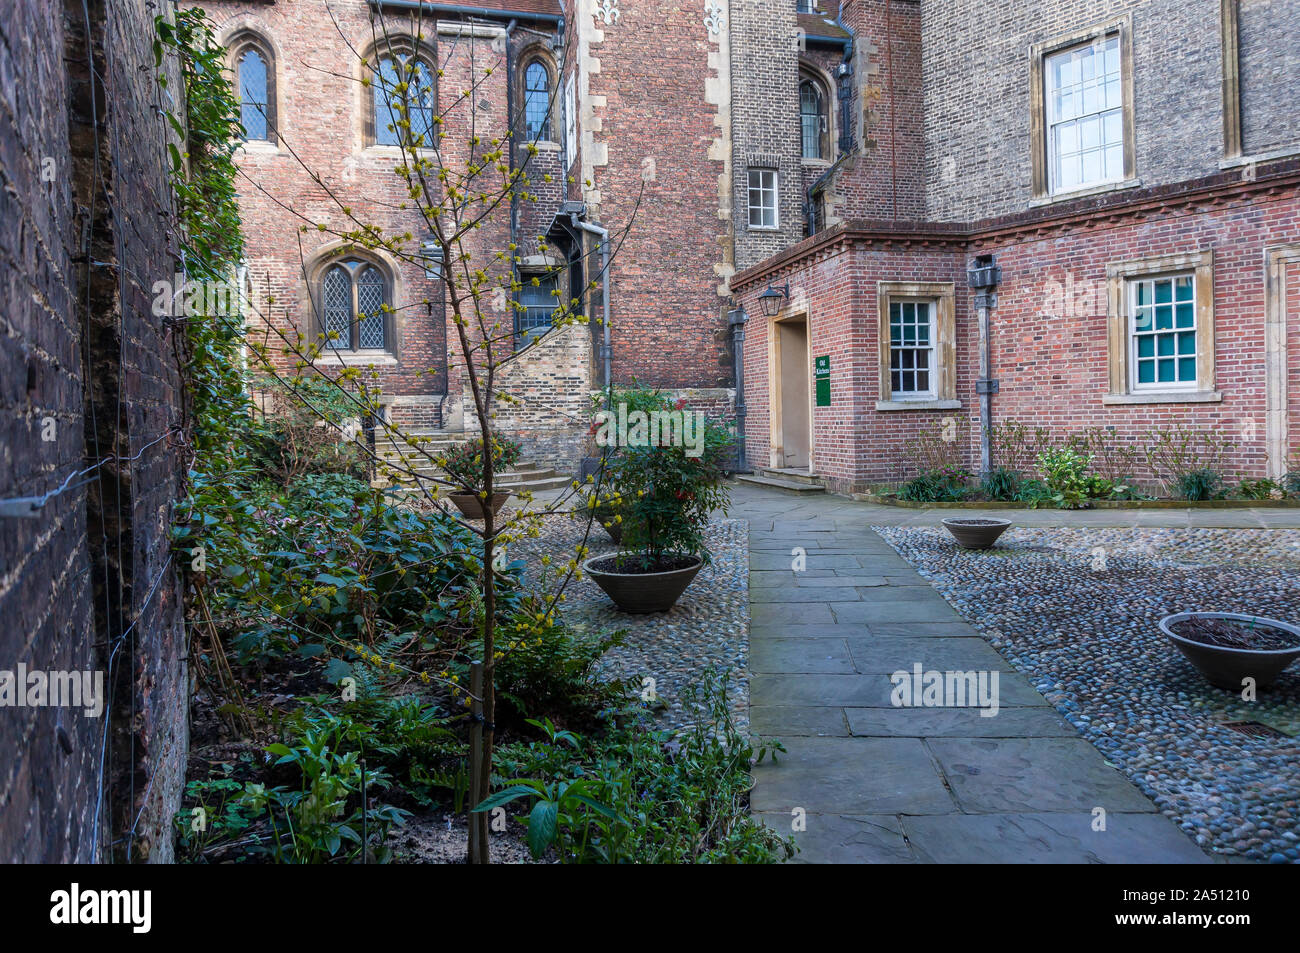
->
[[736, 467, 827, 495]]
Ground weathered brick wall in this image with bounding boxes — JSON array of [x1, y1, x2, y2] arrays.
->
[[462, 322, 593, 469], [580, 0, 733, 389], [197, 1, 504, 409], [0, 0, 98, 864], [1239, 0, 1300, 155], [1, 0, 188, 863], [921, 0, 1244, 221], [829, 0, 926, 224]]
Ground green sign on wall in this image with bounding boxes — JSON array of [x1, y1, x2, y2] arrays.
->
[[814, 355, 831, 407]]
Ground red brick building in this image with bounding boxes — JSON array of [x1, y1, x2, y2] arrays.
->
[[733, 0, 1300, 495], [194, 0, 1300, 489]]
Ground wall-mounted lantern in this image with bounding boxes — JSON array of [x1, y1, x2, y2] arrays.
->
[[758, 282, 790, 318]]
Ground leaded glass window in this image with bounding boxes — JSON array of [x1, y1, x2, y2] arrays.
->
[[889, 300, 934, 397], [1130, 274, 1196, 388], [321, 259, 389, 352], [800, 79, 827, 159], [373, 52, 436, 147], [516, 272, 558, 345], [523, 61, 551, 141]]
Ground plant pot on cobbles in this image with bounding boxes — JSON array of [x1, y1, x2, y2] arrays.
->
[[941, 517, 1011, 549], [447, 491, 510, 520], [584, 553, 703, 613], [1159, 612, 1300, 691]]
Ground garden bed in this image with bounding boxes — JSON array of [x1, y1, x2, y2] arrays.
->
[[516, 514, 751, 732], [876, 525, 1300, 863], [856, 493, 1300, 509]]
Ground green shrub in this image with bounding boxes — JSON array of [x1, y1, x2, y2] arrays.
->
[[484, 671, 794, 864], [486, 618, 629, 723], [1175, 468, 1226, 501], [177, 710, 410, 863], [1238, 478, 1281, 500], [980, 467, 1021, 501], [602, 389, 735, 567], [1285, 472, 1300, 497], [1035, 447, 1092, 509], [899, 467, 970, 502], [438, 436, 523, 492]]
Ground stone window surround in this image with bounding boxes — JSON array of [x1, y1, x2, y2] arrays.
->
[[1103, 250, 1219, 405], [798, 61, 836, 163], [301, 243, 404, 366], [1264, 244, 1300, 478], [517, 46, 559, 145], [875, 281, 959, 412], [1029, 15, 1136, 203], [359, 35, 439, 151]]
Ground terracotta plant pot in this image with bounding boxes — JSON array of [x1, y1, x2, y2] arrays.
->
[[941, 517, 1011, 549], [583, 553, 704, 613], [1159, 612, 1300, 691], [447, 491, 510, 520]]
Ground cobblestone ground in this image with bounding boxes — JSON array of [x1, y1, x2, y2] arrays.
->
[[878, 526, 1300, 863], [516, 511, 750, 731]]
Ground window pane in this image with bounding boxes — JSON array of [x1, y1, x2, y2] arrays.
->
[[239, 48, 269, 141], [1178, 357, 1196, 381], [1158, 358, 1176, 382], [1177, 330, 1196, 355], [357, 267, 386, 348], [374, 57, 401, 145], [1175, 302, 1194, 328], [324, 267, 351, 349], [1137, 359, 1155, 383], [524, 62, 550, 140], [1137, 335, 1155, 358], [1046, 36, 1123, 192], [800, 81, 825, 159], [518, 273, 559, 340]]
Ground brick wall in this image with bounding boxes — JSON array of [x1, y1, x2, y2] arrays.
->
[[736, 168, 1300, 493], [919, 0, 1293, 222], [584, 0, 733, 389], [1, 0, 188, 863]]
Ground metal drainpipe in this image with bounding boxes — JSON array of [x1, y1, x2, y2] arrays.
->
[[968, 255, 1002, 478], [570, 214, 611, 389], [729, 306, 748, 471]]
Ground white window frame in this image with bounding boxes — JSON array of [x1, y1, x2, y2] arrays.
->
[[888, 298, 937, 400], [1044, 34, 1124, 195], [747, 168, 779, 230], [1127, 272, 1198, 393], [563, 73, 576, 165]]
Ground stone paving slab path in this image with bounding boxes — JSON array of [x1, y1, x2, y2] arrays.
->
[[729, 483, 1294, 864]]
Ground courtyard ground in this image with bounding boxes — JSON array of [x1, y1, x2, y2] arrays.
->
[[732, 484, 1300, 864]]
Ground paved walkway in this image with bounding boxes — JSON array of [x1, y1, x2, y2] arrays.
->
[[735, 485, 1300, 863]]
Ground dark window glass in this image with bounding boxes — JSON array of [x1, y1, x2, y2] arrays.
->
[[517, 272, 558, 344], [800, 79, 826, 159], [238, 47, 270, 141], [374, 53, 436, 147], [322, 259, 389, 351], [524, 61, 550, 141]]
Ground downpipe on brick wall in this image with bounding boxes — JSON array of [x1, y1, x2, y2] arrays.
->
[[570, 213, 611, 390], [968, 255, 1002, 478]]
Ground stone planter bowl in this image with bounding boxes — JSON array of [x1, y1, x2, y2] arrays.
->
[[1159, 612, 1300, 691], [447, 492, 510, 520], [941, 517, 1012, 549], [583, 553, 704, 613]]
